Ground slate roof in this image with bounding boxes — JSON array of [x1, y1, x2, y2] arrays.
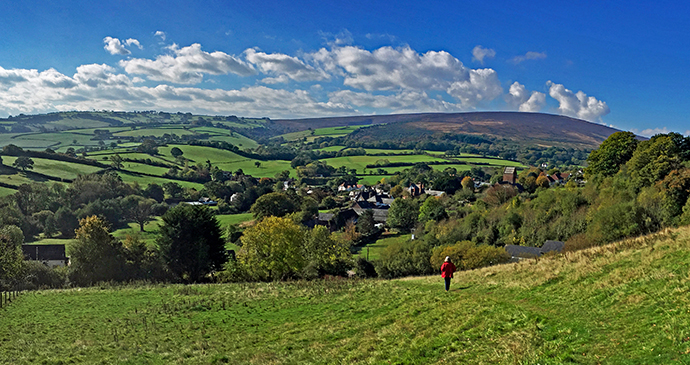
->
[[22, 245, 67, 261], [505, 245, 542, 258], [541, 240, 565, 253]]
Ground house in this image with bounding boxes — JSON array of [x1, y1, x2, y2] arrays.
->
[[352, 201, 390, 223], [505, 240, 565, 261], [338, 183, 365, 192], [185, 197, 218, 206], [22, 244, 68, 267], [408, 183, 423, 197], [425, 189, 445, 197], [503, 167, 518, 184]]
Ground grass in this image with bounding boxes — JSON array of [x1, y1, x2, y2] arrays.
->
[[3, 227, 690, 363], [354, 232, 412, 260], [278, 126, 360, 141], [216, 213, 254, 227], [322, 155, 448, 174], [2, 156, 103, 180], [0, 186, 16, 196]]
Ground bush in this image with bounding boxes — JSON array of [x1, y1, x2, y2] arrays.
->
[[429, 241, 474, 270], [20, 261, 67, 290], [563, 233, 598, 252], [355, 257, 377, 278], [375, 240, 433, 279], [462, 245, 510, 270]]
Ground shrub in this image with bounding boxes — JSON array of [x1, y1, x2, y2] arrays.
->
[[462, 245, 510, 270], [429, 241, 474, 270], [563, 233, 598, 252], [355, 257, 377, 278], [20, 261, 67, 290], [375, 240, 433, 279]]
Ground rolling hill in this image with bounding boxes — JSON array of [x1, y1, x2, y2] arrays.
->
[[274, 112, 631, 149]]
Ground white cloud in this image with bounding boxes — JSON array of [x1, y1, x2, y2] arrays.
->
[[125, 38, 143, 49], [244, 49, 328, 82], [511, 51, 547, 64], [0, 65, 353, 118], [472, 45, 496, 64], [635, 127, 670, 137], [547, 81, 610, 121], [120, 43, 256, 84], [103, 37, 130, 55], [310, 45, 503, 108], [446, 68, 503, 108], [505, 82, 545, 112], [154, 31, 166, 41]]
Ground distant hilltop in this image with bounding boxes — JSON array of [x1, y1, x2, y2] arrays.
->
[[273, 111, 633, 149]]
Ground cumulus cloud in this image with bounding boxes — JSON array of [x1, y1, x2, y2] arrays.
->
[[635, 127, 671, 137], [505, 82, 546, 112], [120, 43, 256, 84], [125, 38, 142, 49], [547, 81, 610, 121], [103, 37, 131, 55], [446, 69, 503, 108], [511, 51, 547, 64], [0, 64, 353, 118], [472, 45, 496, 64], [244, 49, 328, 82], [310, 45, 502, 108]]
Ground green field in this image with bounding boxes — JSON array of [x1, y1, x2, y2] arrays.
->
[[113, 127, 196, 138], [3, 227, 690, 363], [322, 154, 449, 174], [216, 212, 254, 227], [117, 171, 205, 190], [279, 126, 360, 142], [0, 186, 16, 196], [354, 232, 412, 260], [2, 156, 103, 180]]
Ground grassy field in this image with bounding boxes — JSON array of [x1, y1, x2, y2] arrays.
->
[[2, 156, 103, 180], [279, 126, 360, 142], [322, 155, 448, 174], [0, 185, 16, 196], [2, 227, 690, 363], [216, 212, 254, 227], [354, 232, 412, 260]]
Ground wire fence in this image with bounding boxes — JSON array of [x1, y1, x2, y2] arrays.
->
[[0, 290, 21, 309]]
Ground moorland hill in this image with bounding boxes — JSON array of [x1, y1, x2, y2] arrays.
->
[[274, 111, 631, 149]]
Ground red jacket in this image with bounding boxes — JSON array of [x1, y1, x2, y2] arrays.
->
[[440, 262, 456, 278]]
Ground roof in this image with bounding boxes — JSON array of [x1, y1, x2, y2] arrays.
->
[[318, 212, 335, 222], [541, 240, 565, 253], [505, 245, 542, 258], [22, 245, 67, 261], [504, 167, 516, 174]]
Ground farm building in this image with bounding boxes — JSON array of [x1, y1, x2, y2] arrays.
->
[[22, 244, 68, 268]]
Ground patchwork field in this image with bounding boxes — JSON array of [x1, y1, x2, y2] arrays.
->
[[3, 227, 690, 364]]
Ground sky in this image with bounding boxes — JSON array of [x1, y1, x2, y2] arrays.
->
[[0, 0, 689, 136]]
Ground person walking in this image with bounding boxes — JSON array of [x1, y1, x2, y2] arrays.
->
[[440, 256, 456, 292]]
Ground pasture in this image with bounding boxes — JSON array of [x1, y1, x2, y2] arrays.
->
[[2, 227, 690, 363]]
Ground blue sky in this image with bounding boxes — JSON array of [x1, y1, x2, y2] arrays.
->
[[0, 0, 688, 136]]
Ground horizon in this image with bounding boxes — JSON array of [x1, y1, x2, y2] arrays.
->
[[1, 1, 689, 137]]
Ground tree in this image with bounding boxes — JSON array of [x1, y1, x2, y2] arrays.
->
[[55, 207, 78, 238], [536, 175, 551, 189], [461, 176, 474, 190], [585, 131, 638, 178], [69, 216, 127, 286], [162, 182, 184, 199], [143, 183, 165, 202], [250, 192, 297, 220], [137, 139, 158, 155], [109, 154, 124, 170], [356, 209, 377, 237], [157, 204, 226, 282], [13, 156, 34, 171], [238, 216, 306, 281], [254, 161, 261, 168], [302, 225, 352, 277], [418, 197, 447, 224], [170, 147, 184, 158], [387, 198, 419, 232], [122, 195, 156, 231], [0, 225, 24, 289]]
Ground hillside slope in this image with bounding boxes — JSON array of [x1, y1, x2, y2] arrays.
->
[[275, 112, 631, 149], [1, 228, 689, 364]]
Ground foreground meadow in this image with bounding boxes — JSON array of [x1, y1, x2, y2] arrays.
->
[[2, 227, 690, 364]]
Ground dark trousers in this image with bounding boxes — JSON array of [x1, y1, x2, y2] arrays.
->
[[444, 277, 451, 291]]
